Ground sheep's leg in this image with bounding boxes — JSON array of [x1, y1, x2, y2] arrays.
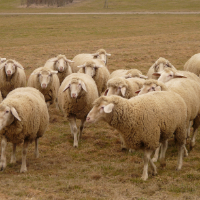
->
[[10, 144, 17, 164], [69, 116, 78, 148], [0, 136, 7, 170], [119, 134, 127, 150], [35, 138, 39, 158], [152, 144, 161, 162], [183, 145, 188, 157], [141, 149, 154, 181], [190, 116, 200, 150], [20, 140, 29, 173], [186, 121, 192, 138], [160, 140, 168, 168], [176, 144, 185, 171], [79, 117, 86, 141]]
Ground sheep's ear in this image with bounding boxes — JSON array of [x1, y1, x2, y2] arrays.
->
[[0, 63, 6, 70], [121, 87, 126, 96], [155, 86, 161, 91], [15, 63, 24, 70], [135, 90, 141, 94], [106, 53, 111, 56], [10, 107, 21, 121], [152, 72, 161, 77], [174, 73, 187, 78], [80, 81, 87, 92], [104, 103, 114, 113], [66, 59, 74, 63], [91, 53, 99, 58], [77, 63, 86, 68], [104, 89, 109, 96], [0, 58, 6, 63], [50, 70, 58, 75], [31, 71, 41, 76], [140, 74, 148, 79], [49, 58, 58, 63], [94, 65, 103, 68], [63, 81, 71, 92]]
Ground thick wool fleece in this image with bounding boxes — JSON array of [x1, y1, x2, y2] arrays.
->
[[44, 55, 72, 84], [0, 60, 26, 98], [184, 53, 200, 77], [0, 89, 49, 144], [147, 57, 176, 79], [110, 69, 143, 79], [58, 73, 98, 120], [78, 60, 110, 96], [107, 77, 145, 98], [27, 67, 60, 106], [143, 79, 168, 91], [94, 94, 187, 150]]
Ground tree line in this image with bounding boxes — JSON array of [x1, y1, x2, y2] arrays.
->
[[21, 0, 73, 7]]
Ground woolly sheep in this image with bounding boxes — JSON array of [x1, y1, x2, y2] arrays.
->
[[0, 59, 26, 99], [78, 60, 110, 96], [146, 57, 176, 79], [184, 53, 200, 77], [0, 58, 6, 64], [0, 87, 49, 173], [86, 94, 187, 181], [110, 69, 148, 79], [71, 49, 111, 73], [44, 54, 74, 84], [58, 73, 98, 147], [27, 67, 60, 108]]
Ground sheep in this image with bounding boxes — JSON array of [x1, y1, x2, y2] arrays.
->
[[184, 53, 200, 77], [110, 69, 148, 79], [58, 73, 98, 147], [0, 87, 49, 173], [0, 59, 26, 99], [146, 57, 176, 79], [78, 60, 110, 96], [44, 54, 74, 84], [27, 67, 60, 108], [86, 94, 187, 181], [0, 58, 6, 64], [71, 49, 111, 73]]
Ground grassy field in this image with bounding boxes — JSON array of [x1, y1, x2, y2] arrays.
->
[[1, 1, 200, 200]]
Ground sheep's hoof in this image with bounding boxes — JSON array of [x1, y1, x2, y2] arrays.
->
[[152, 171, 157, 176], [20, 168, 27, 173], [141, 175, 148, 181], [0, 162, 6, 171], [190, 142, 195, 151], [73, 144, 78, 148], [152, 158, 158, 163], [121, 147, 127, 151]]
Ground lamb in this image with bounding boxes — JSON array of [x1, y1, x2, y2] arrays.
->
[[146, 57, 176, 79], [105, 77, 145, 99], [86, 94, 187, 181], [44, 54, 74, 84], [0, 87, 49, 173], [110, 69, 148, 79], [184, 53, 200, 77], [58, 73, 98, 147], [71, 49, 111, 73], [78, 60, 110, 96], [27, 67, 60, 108], [0, 59, 26, 98]]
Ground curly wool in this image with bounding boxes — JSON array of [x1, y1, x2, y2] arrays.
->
[[58, 73, 98, 120], [94, 94, 187, 150]]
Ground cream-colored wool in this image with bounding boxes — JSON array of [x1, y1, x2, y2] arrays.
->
[[0, 59, 26, 98], [147, 57, 176, 79], [27, 67, 60, 107], [44, 54, 73, 84], [184, 53, 200, 77], [106, 77, 145, 98]]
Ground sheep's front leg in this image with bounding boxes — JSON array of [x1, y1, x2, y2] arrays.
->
[[176, 144, 185, 171], [159, 140, 168, 168], [69, 116, 78, 147], [35, 138, 39, 158], [119, 133, 127, 150], [10, 144, 17, 164], [20, 140, 29, 173], [0, 136, 7, 170], [152, 144, 161, 162], [190, 117, 200, 150]]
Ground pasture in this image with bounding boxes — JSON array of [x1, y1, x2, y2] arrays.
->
[[1, 1, 200, 199]]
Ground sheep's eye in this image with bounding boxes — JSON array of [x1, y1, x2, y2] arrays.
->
[[5, 110, 9, 114], [169, 74, 172, 77], [152, 87, 155, 91]]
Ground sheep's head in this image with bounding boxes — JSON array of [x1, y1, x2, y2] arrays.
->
[[87, 97, 114, 123], [63, 78, 87, 99], [92, 49, 111, 64], [152, 57, 175, 73], [105, 78, 127, 97], [32, 69, 58, 89], [124, 69, 148, 79], [0, 60, 24, 77], [50, 55, 74, 72], [153, 68, 187, 83], [77, 62, 103, 77], [0, 104, 21, 131]]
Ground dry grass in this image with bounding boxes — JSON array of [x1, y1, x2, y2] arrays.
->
[[0, 10, 200, 200]]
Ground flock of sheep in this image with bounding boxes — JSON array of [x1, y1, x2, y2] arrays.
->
[[0, 50, 200, 181]]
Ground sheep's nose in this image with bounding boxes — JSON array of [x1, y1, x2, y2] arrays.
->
[[41, 83, 47, 88], [86, 117, 90, 121], [7, 70, 11, 75], [59, 67, 64, 72], [72, 93, 77, 98]]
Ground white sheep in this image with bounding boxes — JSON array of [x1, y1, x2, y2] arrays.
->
[[71, 49, 111, 73], [110, 69, 148, 79], [77, 60, 110, 96], [0, 58, 6, 64], [44, 54, 74, 84], [184, 53, 200, 77], [146, 57, 176, 79], [27, 67, 60, 108], [58, 73, 98, 147], [87, 94, 187, 181], [0, 87, 49, 173], [0, 59, 26, 98]]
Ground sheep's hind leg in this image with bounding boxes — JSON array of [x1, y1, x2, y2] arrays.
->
[[79, 117, 86, 141], [190, 116, 200, 150], [159, 140, 168, 168], [0, 136, 7, 170], [20, 140, 29, 173], [176, 144, 185, 171], [69, 116, 78, 148], [10, 144, 17, 164], [35, 138, 39, 158], [152, 144, 161, 162]]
